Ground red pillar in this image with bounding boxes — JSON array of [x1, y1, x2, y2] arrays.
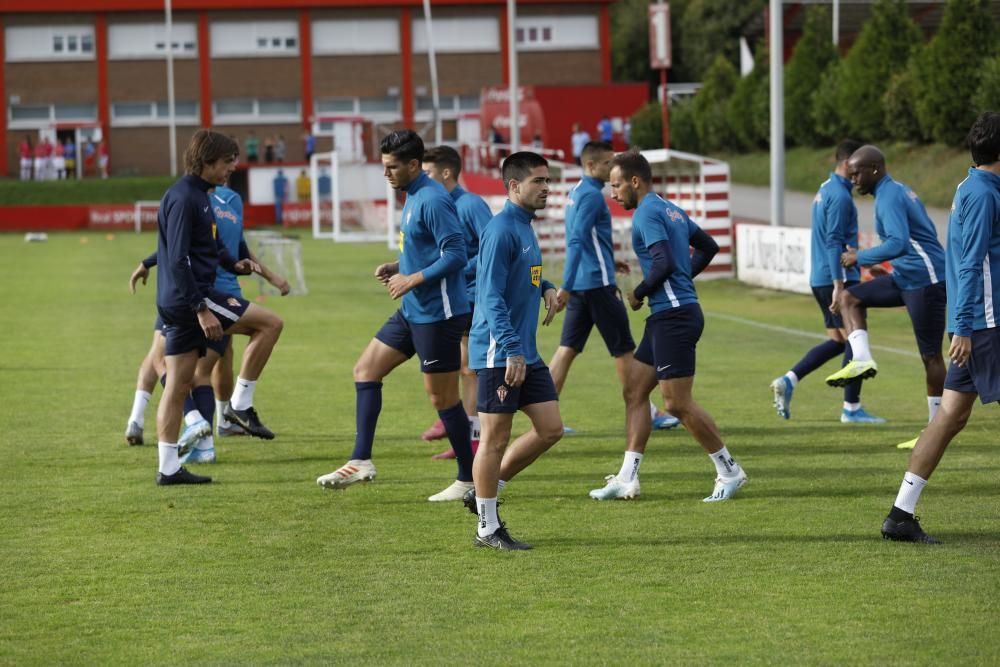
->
[[299, 9, 313, 129], [198, 12, 212, 128], [0, 17, 7, 178], [599, 4, 611, 84], [95, 14, 110, 152], [400, 7, 413, 127]]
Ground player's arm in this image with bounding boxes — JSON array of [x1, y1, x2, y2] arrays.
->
[[129, 250, 158, 293], [215, 235, 256, 276], [952, 192, 996, 366], [387, 200, 465, 299], [246, 248, 291, 296], [823, 196, 850, 285], [461, 199, 492, 281], [163, 198, 203, 312], [855, 196, 908, 266], [688, 222, 719, 277], [560, 190, 600, 295], [628, 210, 671, 310], [479, 227, 521, 359]]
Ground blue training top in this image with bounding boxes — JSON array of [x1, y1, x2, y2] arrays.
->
[[947, 167, 1000, 337], [562, 175, 616, 291], [211, 186, 249, 297], [469, 200, 556, 368], [451, 184, 493, 306], [156, 174, 234, 312], [398, 171, 469, 323], [631, 192, 700, 315], [810, 172, 861, 287], [856, 175, 945, 291]]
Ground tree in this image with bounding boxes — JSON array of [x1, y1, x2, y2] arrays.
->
[[784, 6, 838, 146], [910, 0, 996, 145], [972, 55, 1000, 114], [629, 102, 664, 150], [679, 0, 764, 81], [810, 62, 848, 143], [692, 54, 739, 151], [882, 70, 924, 143], [727, 46, 769, 150], [611, 0, 696, 84], [834, 0, 921, 141]]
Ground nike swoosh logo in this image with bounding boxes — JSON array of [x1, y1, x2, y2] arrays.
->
[[423, 359, 439, 366], [522, 247, 531, 253], [203, 206, 209, 212], [657, 364, 671, 372], [904, 479, 913, 485]]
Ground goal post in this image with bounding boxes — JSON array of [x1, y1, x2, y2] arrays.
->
[[308, 149, 395, 244], [133, 200, 160, 233]]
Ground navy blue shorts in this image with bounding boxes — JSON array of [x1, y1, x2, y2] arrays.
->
[[633, 303, 704, 380], [476, 361, 559, 414], [375, 309, 469, 373], [812, 280, 859, 330], [158, 289, 248, 357], [944, 329, 1000, 404], [559, 285, 636, 356], [847, 276, 946, 356]]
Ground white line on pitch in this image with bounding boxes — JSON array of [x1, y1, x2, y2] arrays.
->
[[705, 312, 920, 358]]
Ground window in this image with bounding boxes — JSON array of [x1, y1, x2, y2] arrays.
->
[[213, 98, 301, 124], [316, 98, 355, 114], [414, 94, 480, 120], [358, 96, 399, 114], [109, 22, 198, 59], [8, 103, 97, 128], [54, 103, 98, 121], [111, 100, 199, 126], [313, 96, 399, 125], [514, 15, 598, 51], [211, 21, 299, 57], [5, 25, 96, 62], [412, 16, 499, 54], [10, 105, 51, 122], [311, 19, 399, 55]]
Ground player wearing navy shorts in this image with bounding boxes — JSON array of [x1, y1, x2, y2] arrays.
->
[[769, 140, 884, 424], [154, 130, 282, 485], [590, 150, 748, 502], [881, 112, 1000, 543], [316, 130, 475, 501], [418, 145, 494, 462], [463, 151, 562, 550], [828, 145, 947, 427]]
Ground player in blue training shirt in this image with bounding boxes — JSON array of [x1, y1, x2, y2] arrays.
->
[[590, 150, 748, 503], [462, 151, 563, 550], [152, 130, 284, 486], [881, 112, 1000, 544], [828, 145, 947, 426], [417, 145, 495, 462], [128, 184, 290, 461], [316, 129, 476, 502], [769, 140, 884, 424]]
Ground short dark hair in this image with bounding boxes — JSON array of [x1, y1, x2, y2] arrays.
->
[[611, 149, 652, 184], [184, 129, 239, 176], [380, 129, 424, 163], [423, 145, 462, 177], [966, 112, 1000, 166], [835, 139, 863, 162], [581, 140, 614, 163], [501, 151, 548, 189]]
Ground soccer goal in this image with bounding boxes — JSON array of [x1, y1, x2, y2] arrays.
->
[[309, 150, 395, 245], [133, 200, 160, 233], [245, 230, 308, 296]]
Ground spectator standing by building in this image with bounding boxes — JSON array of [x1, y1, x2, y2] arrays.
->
[[275, 135, 287, 163], [19, 135, 32, 181], [295, 169, 311, 202], [245, 131, 259, 163], [303, 130, 316, 162], [597, 115, 613, 143], [273, 169, 288, 224], [570, 123, 591, 166], [64, 137, 76, 178], [264, 136, 276, 163]]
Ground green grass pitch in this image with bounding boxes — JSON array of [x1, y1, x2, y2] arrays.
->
[[2, 230, 998, 665]]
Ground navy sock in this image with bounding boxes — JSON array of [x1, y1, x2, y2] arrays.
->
[[183, 394, 197, 418], [842, 345, 863, 404], [191, 384, 215, 424], [350, 382, 383, 460], [791, 339, 845, 380], [159, 375, 166, 388], [439, 401, 473, 482]]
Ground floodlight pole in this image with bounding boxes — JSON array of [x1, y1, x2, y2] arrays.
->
[[832, 0, 840, 46], [422, 0, 442, 144], [165, 0, 177, 177], [507, 0, 519, 153], [768, 0, 784, 227]]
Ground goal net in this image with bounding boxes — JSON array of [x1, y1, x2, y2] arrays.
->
[[245, 231, 308, 296]]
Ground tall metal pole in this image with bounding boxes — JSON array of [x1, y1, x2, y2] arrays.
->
[[832, 0, 840, 46], [421, 0, 441, 144], [768, 0, 784, 227], [165, 0, 177, 176], [507, 0, 519, 153]]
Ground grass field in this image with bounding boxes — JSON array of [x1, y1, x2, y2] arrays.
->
[[2, 231, 998, 665]]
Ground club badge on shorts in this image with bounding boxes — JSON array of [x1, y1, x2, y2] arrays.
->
[[496, 384, 509, 403]]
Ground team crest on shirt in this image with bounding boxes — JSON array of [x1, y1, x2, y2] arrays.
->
[[227, 297, 240, 307], [496, 384, 509, 403], [530, 265, 542, 287], [212, 223, 217, 239], [666, 208, 684, 223]]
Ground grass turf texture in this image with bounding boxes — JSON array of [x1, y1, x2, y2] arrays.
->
[[2, 232, 998, 665]]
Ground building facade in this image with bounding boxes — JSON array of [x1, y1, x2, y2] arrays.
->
[[2, 0, 615, 177]]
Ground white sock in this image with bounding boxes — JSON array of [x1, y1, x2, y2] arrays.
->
[[476, 497, 500, 537], [844, 401, 861, 412], [230, 377, 257, 411], [158, 442, 180, 475], [893, 471, 928, 514], [847, 330, 873, 363], [216, 400, 231, 427], [649, 400, 658, 418], [497, 479, 507, 495], [784, 371, 799, 387], [129, 390, 151, 427], [184, 410, 203, 426], [617, 451, 643, 482], [195, 435, 214, 451], [927, 396, 942, 422], [710, 447, 739, 477], [469, 415, 481, 442]]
